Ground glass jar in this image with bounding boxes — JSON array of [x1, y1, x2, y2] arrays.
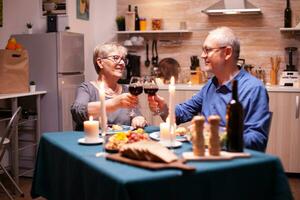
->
[[140, 18, 147, 31], [152, 18, 162, 30]]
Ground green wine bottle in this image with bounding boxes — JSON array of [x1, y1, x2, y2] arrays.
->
[[284, 0, 292, 28], [226, 80, 244, 152]]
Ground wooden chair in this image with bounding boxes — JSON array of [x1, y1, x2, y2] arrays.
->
[[264, 111, 273, 152], [0, 107, 24, 200]]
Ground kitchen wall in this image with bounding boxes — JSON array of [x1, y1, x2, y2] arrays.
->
[[0, 0, 117, 81], [117, 0, 300, 83], [1, 1, 300, 83]]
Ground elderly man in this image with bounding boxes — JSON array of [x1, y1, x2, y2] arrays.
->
[[148, 27, 270, 152]]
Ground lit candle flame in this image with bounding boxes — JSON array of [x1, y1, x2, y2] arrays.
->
[[170, 76, 175, 85]]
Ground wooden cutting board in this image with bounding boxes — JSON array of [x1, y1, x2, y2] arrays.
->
[[182, 151, 251, 161], [106, 153, 195, 171]]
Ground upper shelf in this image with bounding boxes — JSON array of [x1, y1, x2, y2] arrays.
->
[[116, 30, 192, 34], [280, 23, 300, 33]]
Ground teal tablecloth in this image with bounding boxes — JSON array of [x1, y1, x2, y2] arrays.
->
[[31, 130, 293, 200]]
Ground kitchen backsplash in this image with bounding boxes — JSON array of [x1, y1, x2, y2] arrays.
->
[[117, 0, 300, 84]]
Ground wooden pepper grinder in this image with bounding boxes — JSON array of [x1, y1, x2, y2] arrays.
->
[[208, 115, 221, 156], [191, 115, 205, 156]]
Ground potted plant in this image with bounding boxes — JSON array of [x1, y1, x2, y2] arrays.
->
[[29, 81, 36, 92], [26, 22, 33, 34], [116, 16, 125, 31]]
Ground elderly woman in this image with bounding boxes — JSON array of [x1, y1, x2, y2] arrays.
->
[[71, 43, 147, 131]]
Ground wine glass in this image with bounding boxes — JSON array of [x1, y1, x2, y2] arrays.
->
[[128, 76, 143, 117], [143, 76, 160, 115]]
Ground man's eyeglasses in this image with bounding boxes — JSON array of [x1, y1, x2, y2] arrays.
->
[[202, 46, 227, 55], [100, 55, 128, 65]]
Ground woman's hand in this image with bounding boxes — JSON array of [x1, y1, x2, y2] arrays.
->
[[147, 94, 166, 113], [107, 93, 138, 112], [131, 116, 147, 129]]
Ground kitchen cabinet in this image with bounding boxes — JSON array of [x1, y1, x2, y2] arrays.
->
[[266, 91, 300, 173]]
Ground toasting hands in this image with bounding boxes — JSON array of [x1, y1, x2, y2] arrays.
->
[[147, 94, 166, 114], [106, 93, 139, 112]]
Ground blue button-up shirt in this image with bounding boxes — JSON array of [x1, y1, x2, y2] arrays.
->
[[175, 69, 270, 151]]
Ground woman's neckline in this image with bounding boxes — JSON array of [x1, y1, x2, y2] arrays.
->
[[91, 80, 122, 98]]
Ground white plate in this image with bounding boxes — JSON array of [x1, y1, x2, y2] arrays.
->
[[100, 125, 133, 135], [78, 137, 103, 145], [159, 140, 182, 148], [149, 131, 187, 142]]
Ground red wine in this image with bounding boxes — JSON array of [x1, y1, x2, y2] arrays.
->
[[284, 0, 292, 28], [144, 87, 158, 95], [129, 85, 143, 96], [226, 80, 244, 152]]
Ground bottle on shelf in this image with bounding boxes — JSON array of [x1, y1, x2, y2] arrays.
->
[[284, 0, 292, 28], [128, 4, 131, 12], [125, 4, 135, 31], [134, 6, 140, 31], [226, 80, 244, 152]]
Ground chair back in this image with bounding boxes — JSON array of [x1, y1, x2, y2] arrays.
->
[[267, 111, 273, 135], [264, 111, 273, 152], [0, 107, 22, 161]]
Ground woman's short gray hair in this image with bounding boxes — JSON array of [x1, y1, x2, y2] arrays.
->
[[208, 27, 240, 61], [93, 43, 127, 74]]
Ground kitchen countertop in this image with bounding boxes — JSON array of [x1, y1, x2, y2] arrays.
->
[[0, 91, 47, 99], [157, 84, 300, 92]]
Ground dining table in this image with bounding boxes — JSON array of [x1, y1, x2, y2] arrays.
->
[[31, 127, 292, 200]]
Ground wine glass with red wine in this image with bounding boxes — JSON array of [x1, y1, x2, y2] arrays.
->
[[144, 76, 160, 115], [128, 76, 143, 117]]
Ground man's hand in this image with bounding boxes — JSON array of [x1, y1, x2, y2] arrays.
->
[[147, 94, 166, 113]]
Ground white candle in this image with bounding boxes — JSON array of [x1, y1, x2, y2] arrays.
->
[[160, 122, 169, 143], [98, 81, 107, 136], [168, 77, 176, 145], [84, 116, 99, 140]]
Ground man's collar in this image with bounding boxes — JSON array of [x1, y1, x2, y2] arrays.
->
[[212, 69, 246, 93]]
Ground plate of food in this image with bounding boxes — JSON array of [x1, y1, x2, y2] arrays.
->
[[105, 128, 149, 152], [149, 127, 189, 142], [100, 124, 133, 135], [149, 132, 187, 142]]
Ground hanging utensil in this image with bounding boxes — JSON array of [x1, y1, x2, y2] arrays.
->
[[151, 40, 159, 67], [145, 41, 150, 67], [154, 40, 159, 66], [151, 40, 156, 66]]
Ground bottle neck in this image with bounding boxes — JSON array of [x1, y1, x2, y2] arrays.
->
[[286, 0, 290, 8], [128, 5, 131, 12], [135, 7, 138, 15], [232, 80, 238, 101]]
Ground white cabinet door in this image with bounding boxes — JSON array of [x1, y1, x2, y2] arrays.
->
[[267, 92, 300, 173]]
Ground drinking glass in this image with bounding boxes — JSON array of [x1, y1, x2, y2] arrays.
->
[[128, 76, 143, 117], [143, 75, 160, 115]]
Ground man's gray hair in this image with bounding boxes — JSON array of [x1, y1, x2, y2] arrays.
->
[[93, 43, 127, 74], [208, 27, 240, 61]]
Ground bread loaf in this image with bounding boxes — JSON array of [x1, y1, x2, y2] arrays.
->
[[120, 141, 178, 163]]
